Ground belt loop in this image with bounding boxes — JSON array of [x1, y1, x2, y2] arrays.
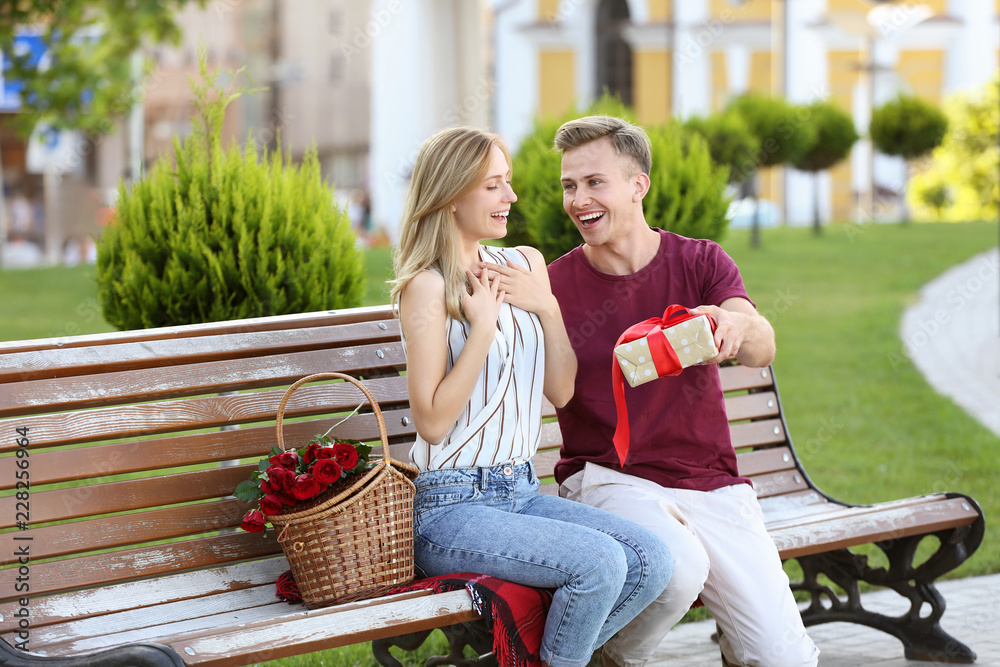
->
[[479, 467, 489, 492]]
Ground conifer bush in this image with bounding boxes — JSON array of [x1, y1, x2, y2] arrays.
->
[[96, 57, 364, 330], [508, 95, 730, 263]]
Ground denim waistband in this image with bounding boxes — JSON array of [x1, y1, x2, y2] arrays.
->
[[416, 459, 535, 491]]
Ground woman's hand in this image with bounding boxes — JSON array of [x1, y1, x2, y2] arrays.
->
[[478, 259, 558, 318], [462, 268, 505, 332]]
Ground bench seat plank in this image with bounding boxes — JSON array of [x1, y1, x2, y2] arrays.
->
[[0, 559, 288, 631], [162, 589, 479, 667], [770, 496, 979, 559]]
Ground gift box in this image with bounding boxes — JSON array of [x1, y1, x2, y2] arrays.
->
[[614, 313, 718, 388], [611, 305, 718, 465]]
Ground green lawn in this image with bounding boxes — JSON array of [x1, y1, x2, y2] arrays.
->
[[1, 221, 997, 666]]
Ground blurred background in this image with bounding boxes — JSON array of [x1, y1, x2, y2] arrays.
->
[[0, 0, 997, 268]]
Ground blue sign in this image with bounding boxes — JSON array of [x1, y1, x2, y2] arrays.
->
[[1, 33, 48, 111]]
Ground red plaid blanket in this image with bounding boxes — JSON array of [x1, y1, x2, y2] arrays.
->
[[390, 573, 553, 667]]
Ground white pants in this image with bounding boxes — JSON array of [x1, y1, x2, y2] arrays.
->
[[560, 463, 819, 667]]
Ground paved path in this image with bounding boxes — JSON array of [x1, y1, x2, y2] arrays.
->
[[648, 573, 1000, 666], [649, 248, 1000, 666]]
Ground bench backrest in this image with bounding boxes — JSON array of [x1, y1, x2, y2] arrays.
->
[[0, 306, 805, 614]]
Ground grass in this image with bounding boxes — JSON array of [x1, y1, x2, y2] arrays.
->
[[1, 221, 997, 665]]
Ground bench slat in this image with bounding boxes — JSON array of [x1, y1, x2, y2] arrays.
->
[[0, 558, 288, 631], [0, 307, 397, 356], [735, 446, 796, 477], [1, 500, 251, 562], [0, 344, 406, 417], [0, 377, 410, 452], [0, 408, 412, 489], [0, 321, 401, 384], [0, 533, 282, 602], [771, 496, 980, 559], [730, 419, 786, 449], [719, 365, 775, 392], [0, 467, 254, 528], [163, 590, 479, 667], [751, 470, 810, 499], [724, 391, 780, 422]]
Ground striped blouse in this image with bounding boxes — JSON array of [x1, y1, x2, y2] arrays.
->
[[406, 246, 545, 472]]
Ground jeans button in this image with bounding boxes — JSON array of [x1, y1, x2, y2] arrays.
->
[[503, 465, 513, 476]]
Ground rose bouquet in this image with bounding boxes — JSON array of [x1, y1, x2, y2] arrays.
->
[[235, 434, 373, 533]]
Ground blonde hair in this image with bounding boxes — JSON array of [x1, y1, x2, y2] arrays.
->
[[390, 127, 511, 321], [554, 115, 652, 176]]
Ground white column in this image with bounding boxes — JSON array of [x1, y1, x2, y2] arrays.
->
[[672, 0, 710, 118], [944, 0, 999, 94], [493, 0, 539, 151], [369, 0, 433, 241]]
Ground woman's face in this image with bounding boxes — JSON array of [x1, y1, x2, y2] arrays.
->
[[453, 144, 517, 245]]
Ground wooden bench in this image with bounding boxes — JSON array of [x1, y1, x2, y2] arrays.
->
[[0, 304, 984, 666]]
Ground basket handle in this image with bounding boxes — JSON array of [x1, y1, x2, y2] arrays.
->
[[275, 372, 393, 466]]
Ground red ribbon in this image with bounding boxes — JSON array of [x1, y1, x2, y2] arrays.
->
[[611, 305, 716, 466]]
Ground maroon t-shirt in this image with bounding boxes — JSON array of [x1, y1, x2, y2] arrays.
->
[[548, 228, 753, 491]]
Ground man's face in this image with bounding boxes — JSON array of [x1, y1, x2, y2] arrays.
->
[[560, 137, 641, 247]]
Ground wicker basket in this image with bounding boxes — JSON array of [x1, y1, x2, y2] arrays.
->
[[268, 372, 419, 609]]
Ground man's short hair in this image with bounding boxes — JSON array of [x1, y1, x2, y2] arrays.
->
[[554, 115, 652, 176]]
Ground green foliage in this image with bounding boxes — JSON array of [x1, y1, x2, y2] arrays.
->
[[725, 93, 817, 171], [909, 77, 999, 222], [792, 100, 859, 173], [683, 110, 759, 183], [96, 56, 364, 330], [869, 93, 948, 161], [0, 0, 201, 133], [507, 94, 731, 263]]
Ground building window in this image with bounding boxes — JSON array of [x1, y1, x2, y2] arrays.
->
[[596, 0, 633, 105]]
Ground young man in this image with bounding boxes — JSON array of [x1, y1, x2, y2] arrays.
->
[[547, 115, 819, 667]]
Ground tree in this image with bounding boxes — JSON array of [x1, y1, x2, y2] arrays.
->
[[0, 0, 200, 133], [792, 100, 859, 234], [683, 111, 761, 185], [508, 94, 731, 264], [726, 94, 817, 247], [908, 77, 999, 223], [869, 93, 948, 222], [96, 55, 365, 329]]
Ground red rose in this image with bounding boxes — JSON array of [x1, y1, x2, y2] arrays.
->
[[312, 458, 343, 485], [291, 474, 324, 501], [314, 447, 335, 460], [269, 451, 299, 470], [276, 570, 302, 604], [271, 467, 297, 494], [303, 442, 323, 465], [333, 442, 359, 470], [259, 494, 285, 516], [274, 491, 297, 506], [240, 509, 266, 533]]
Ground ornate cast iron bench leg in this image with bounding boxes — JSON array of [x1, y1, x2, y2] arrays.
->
[[373, 621, 495, 667], [791, 511, 983, 664]]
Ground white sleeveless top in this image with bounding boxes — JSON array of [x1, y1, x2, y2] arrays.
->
[[406, 246, 545, 472]]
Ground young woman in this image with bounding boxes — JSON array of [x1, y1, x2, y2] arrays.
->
[[391, 126, 672, 667]]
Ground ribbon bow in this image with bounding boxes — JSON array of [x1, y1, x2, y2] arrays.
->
[[611, 305, 717, 466]]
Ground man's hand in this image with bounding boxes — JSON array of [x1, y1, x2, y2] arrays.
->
[[689, 298, 775, 368]]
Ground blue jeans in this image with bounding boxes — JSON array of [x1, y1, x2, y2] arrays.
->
[[413, 461, 673, 667]]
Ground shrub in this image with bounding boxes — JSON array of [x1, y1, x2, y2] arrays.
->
[[97, 56, 364, 330], [726, 93, 817, 171], [508, 94, 731, 263], [870, 93, 948, 161], [683, 111, 759, 184]]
